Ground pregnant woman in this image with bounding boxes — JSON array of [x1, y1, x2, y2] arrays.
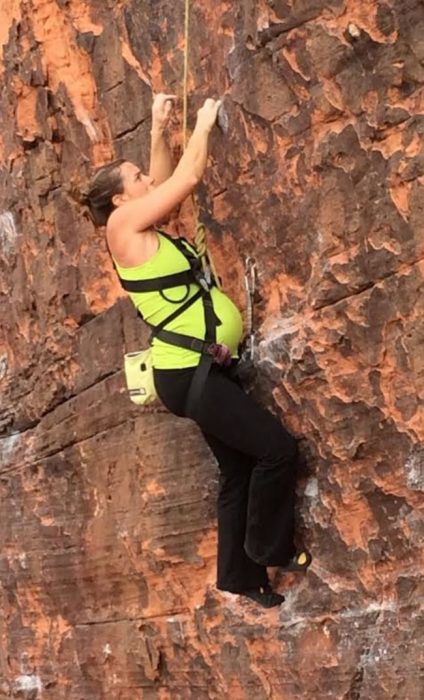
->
[[82, 93, 311, 608]]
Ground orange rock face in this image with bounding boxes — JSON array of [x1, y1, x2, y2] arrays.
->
[[0, 1, 423, 698]]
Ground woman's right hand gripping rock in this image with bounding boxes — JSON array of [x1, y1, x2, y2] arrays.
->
[[196, 98, 222, 133]]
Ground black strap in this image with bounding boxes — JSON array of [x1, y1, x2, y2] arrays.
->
[[184, 289, 220, 417], [117, 232, 209, 294], [185, 354, 215, 416], [154, 328, 211, 354], [149, 288, 219, 358], [115, 231, 221, 415], [157, 234, 221, 416], [120, 269, 194, 293], [157, 229, 198, 258], [152, 288, 203, 333], [202, 295, 221, 341]]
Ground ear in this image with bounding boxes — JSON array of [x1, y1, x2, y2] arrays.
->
[[112, 192, 127, 207]]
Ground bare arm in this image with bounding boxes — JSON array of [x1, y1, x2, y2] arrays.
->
[[108, 98, 221, 234], [149, 94, 176, 185]]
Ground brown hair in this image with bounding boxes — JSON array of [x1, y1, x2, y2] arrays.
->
[[70, 159, 126, 227]]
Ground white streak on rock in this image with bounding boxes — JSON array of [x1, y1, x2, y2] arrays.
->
[[348, 23, 361, 38], [0, 432, 21, 467], [304, 477, 319, 499], [281, 598, 397, 630], [14, 675, 42, 692], [260, 317, 301, 344], [79, 114, 101, 143], [405, 447, 424, 491], [257, 15, 270, 31], [0, 211, 17, 255], [0, 353, 8, 380]]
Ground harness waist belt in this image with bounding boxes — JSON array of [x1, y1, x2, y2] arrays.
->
[[153, 328, 212, 355], [120, 269, 194, 293]]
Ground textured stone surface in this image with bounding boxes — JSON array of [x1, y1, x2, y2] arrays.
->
[[0, 1, 423, 698]]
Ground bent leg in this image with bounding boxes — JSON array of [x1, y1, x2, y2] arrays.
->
[[154, 364, 299, 570], [193, 367, 298, 567]]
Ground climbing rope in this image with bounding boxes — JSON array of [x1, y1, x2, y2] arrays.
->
[[182, 0, 190, 151], [182, 0, 221, 288]]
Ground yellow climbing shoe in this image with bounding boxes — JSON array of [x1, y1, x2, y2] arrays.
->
[[279, 549, 312, 573]]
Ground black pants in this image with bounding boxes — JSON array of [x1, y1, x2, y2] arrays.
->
[[153, 362, 298, 593]]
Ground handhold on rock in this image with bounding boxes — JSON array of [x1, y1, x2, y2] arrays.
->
[[216, 100, 229, 134]]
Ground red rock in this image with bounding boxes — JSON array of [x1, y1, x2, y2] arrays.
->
[[0, 1, 422, 698]]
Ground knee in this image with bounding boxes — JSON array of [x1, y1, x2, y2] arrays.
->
[[264, 429, 299, 466]]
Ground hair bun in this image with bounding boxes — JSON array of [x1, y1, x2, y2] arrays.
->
[[79, 185, 90, 202]]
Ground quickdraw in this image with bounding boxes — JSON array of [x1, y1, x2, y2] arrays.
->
[[243, 256, 257, 362]]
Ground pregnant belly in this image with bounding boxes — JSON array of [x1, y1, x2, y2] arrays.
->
[[149, 287, 245, 369], [212, 289, 244, 355]]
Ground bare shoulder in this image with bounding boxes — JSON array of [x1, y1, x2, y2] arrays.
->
[[105, 215, 127, 257], [106, 220, 159, 267], [106, 206, 130, 240]]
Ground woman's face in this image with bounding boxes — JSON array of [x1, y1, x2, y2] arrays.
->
[[118, 161, 155, 201]]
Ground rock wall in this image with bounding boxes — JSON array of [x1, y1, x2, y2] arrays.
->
[[0, 1, 423, 698]]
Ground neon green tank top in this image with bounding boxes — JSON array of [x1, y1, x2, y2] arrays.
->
[[113, 232, 244, 369]]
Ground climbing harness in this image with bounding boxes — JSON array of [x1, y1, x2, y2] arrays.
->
[[119, 231, 231, 415]]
